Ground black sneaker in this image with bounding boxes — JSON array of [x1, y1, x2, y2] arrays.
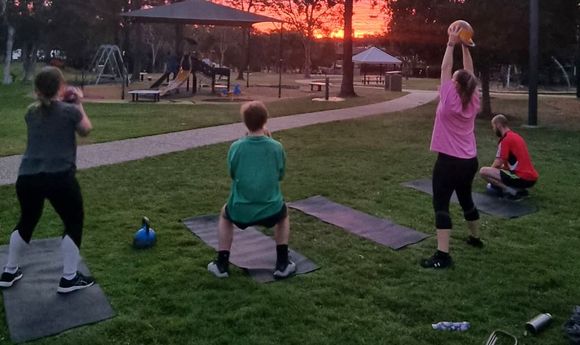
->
[[518, 189, 530, 198], [273, 261, 297, 280], [466, 236, 484, 248], [0, 268, 23, 288], [57, 272, 95, 294], [504, 189, 529, 201], [420, 252, 453, 269], [486, 183, 504, 197]]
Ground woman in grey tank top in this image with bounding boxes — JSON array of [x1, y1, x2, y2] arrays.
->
[[0, 67, 96, 294]]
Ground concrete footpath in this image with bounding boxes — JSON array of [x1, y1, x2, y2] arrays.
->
[[0, 91, 438, 186]]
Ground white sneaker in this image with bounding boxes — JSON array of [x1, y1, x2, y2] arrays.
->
[[273, 261, 296, 280], [207, 261, 229, 278]]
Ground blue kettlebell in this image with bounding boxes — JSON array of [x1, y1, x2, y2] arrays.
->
[[133, 216, 157, 249]]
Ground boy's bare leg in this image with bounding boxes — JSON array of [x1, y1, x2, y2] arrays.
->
[[218, 205, 234, 251], [208, 205, 234, 277], [274, 214, 290, 245]]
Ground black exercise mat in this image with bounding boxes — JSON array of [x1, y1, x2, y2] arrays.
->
[[288, 196, 430, 250], [402, 179, 538, 219], [0, 238, 115, 344], [183, 215, 319, 283]]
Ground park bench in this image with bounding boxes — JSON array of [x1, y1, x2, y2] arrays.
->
[[128, 90, 161, 102]]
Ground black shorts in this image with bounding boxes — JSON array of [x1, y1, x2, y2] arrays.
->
[[500, 170, 536, 189], [224, 204, 288, 230]]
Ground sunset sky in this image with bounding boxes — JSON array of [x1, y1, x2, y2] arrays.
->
[[350, 3, 388, 37], [255, 3, 388, 38]]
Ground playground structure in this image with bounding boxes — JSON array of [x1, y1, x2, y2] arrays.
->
[[89, 45, 127, 85], [121, 0, 284, 97], [153, 57, 231, 97]]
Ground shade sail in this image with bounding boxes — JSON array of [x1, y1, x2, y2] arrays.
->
[[121, 0, 283, 27], [353, 47, 402, 65]]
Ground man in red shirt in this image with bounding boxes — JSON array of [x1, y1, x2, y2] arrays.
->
[[480, 114, 539, 200]]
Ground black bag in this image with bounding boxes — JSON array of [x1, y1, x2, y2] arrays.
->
[[564, 306, 580, 345]]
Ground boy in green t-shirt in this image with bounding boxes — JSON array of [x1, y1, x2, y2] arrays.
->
[[208, 101, 296, 279]]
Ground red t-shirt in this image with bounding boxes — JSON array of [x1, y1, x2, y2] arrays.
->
[[496, 131, 539, 181]]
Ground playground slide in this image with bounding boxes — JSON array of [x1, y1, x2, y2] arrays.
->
[[150, 72, 170, 89], [159, 70, 190, 97]]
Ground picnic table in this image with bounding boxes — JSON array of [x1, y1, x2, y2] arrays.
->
[[309, 82, 331, 91]]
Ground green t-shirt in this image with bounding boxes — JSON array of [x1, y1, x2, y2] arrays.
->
[[19, 101, 82, 176], [226, 136, 286, 224]]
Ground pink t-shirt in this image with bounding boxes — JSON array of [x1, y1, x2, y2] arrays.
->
[[430, 80, 480, 159]]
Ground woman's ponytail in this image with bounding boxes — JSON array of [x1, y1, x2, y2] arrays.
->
[[455, 70, 478, 110]]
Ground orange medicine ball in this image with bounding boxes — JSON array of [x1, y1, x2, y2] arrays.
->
[[449, 20, 476, 47]]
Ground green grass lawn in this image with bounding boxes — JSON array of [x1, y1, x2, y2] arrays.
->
[[0, 82, 405, 157], [403, 78, 440, 91], [0, 99, 578, 345]]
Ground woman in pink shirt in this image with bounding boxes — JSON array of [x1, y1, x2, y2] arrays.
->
[[421, 25, 482, 269]]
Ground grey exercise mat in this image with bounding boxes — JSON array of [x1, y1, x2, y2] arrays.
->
[[288, 196, 430, 250], [402, 179, 538, 219], [182, 215, 319, 283], [0, 238, 115, 344]]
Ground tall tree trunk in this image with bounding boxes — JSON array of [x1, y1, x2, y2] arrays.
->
[[577, 53, 580, 99], [151, 43, 158, 73], [303, 37, 312, 79], [577, 23, 580, 99], [219, 31, 226, 66], [132, 23, 143, 79], [2, 24, 15, 85], [131, 0, 143, 79], [237, 28, 248, 80], [22, 44, 38, 82], [339, 0, 356, 98], [175, 24, 183, 57], [480, 62, 492, 117]]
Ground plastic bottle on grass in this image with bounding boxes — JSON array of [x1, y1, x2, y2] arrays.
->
[[432, 321, 470, 331]]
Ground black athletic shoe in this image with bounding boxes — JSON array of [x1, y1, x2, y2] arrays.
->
[[486, 183, 504, 197], [466, 236, 484, 248], [57, 272, 95, 294], [504, 189, 529, 201], [0, 268, 23, 288], [273, 261, 297, 280], [420, 252, 453, 269]]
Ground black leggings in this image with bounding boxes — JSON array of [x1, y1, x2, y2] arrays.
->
[[14, 170, 84, 247], [432, 153, 480, 229]]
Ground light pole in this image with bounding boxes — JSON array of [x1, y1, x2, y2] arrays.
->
[[528, 0, 539, 126], [577, 5, 580, 99]]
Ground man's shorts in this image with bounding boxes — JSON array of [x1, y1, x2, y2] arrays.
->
[[500, 170, 536, 189], [224, 204, 288, 230]]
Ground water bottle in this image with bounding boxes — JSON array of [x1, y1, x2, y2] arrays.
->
[[526, 313, 552, 334], [432, 321, 471, 331]]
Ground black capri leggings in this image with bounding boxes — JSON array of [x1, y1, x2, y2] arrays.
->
[[14, 170, 84, 247], [432, 153, 480, 229]]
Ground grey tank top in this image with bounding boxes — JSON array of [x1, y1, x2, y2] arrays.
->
[[19, 101, 82, 176]]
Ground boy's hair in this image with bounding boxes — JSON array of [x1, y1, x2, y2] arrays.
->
[[241, 101, 268, 132], [35, 67, 64, 107], [492, 114, 509, 127]]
